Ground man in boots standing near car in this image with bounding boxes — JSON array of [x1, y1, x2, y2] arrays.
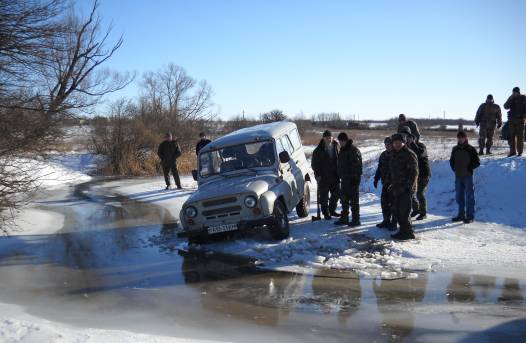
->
[[475, 94, 502, 155], [334, 132, 362, 227], [389, 133, 419, 241], [157, 132, 182, 190], [374, 137, 396, 230], [311, 130, 340, 220]]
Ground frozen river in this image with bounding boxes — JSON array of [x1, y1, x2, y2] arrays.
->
[[0, 178, 525, 342]]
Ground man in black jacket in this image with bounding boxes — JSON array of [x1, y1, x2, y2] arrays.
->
[[311, 130, 340, 220], [334, 132, 362, 227], [503, 87, 526, 157], [389, 133, 419, 241], [374, 137, 395, 229], [405, 130, 431, 220], [449, 131, 480, 224], [195, 132, 212, 156], [158, 132, 182, 190]]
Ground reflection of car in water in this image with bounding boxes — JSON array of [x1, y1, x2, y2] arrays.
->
[[179, 122, 312, 244]]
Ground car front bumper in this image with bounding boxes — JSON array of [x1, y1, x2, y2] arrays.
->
[[177, 216, 277, 239]]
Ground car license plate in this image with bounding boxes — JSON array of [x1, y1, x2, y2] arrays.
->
[[207, 223, 238, 234]]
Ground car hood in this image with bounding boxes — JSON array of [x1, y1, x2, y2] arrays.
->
[[187, 173, 279, 204]]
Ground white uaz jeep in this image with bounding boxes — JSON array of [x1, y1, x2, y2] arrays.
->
[[179, 122, 312, 244]]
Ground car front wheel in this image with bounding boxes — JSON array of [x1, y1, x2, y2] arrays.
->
[[270, 200, 289, 240]]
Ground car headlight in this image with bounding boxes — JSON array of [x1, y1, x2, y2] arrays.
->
[[244, 195, 257, 208], [185, 206, 198, 218]]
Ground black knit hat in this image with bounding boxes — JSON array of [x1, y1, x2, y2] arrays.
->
[[323, 130, 332, 138], [398, 113, 407, 121], [384, 136, 392, 144], [337, 132, 348, 141], [487, 94, 493, 100], [391, 133, 406, 143], [457, 130, 467, 138], [513, 87, 520, 93]]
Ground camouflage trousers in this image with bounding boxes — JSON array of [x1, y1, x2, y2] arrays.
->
[[411, 177, 430, 216], [509, 118, 525, 155], [478, 124, 495, 151]]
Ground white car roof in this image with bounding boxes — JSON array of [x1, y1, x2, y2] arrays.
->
[[202, 121, 297, 152]]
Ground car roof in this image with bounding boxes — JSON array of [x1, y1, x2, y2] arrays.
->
[[201, 121, 297, 152]]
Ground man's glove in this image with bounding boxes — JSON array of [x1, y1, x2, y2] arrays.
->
[[497, 123, 502, 129], [373, 179, 378, 188]]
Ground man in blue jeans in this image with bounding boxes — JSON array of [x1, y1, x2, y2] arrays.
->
[[449, 131, 480, 223]]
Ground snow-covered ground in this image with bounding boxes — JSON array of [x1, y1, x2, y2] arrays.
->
[[109, 140, 526, 280]]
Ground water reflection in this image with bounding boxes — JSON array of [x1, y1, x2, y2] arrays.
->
[[373, 274, 428, 342]]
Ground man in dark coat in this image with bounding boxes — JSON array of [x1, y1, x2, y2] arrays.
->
[[334, 132, 362, 227], [475, 94, 502, 155], [389, 133, 419, 241], [157, 132, 182, 190], [195, 132, 212, 156], [503, 87, 526, 157], [450, 131, 480, 223], [311, 130, 340, 220], [398, 114, 421, 142], [374, 137, 396, 229], [404, 129, 432, 221]]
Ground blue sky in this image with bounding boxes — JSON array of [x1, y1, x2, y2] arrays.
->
[[85, 0, 526, 120]]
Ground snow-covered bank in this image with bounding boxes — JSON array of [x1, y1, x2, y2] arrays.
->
[[0, 302, 219, 343]]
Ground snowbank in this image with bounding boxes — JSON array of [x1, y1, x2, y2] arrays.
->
[[0, 302, 220, 343]]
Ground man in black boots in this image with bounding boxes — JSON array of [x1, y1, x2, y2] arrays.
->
[[311, 130, 340, 220], [475, 94, 502, 155], [389, 133, 419, 241], [157, 132, 182, 190], [374, 137, 396, 230], [334, 132, 362, 227]]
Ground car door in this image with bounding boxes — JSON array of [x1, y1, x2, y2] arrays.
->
[[278, 134, 303, 208]]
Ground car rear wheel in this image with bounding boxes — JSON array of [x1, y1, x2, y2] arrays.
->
[[270, 200, 289, 240], [295, 182, 310, 218]]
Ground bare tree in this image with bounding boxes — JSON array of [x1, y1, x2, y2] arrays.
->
[[260, 109, 287, 123]]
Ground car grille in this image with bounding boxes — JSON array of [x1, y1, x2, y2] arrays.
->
[[202, 197, 237, 207], [202, 206, 242, 220]]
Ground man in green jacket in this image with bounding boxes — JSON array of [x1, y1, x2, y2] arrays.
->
[[503, 87, 526, 157], [475, 94, 502, 155]]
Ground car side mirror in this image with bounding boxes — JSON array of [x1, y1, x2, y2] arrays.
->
[[279, 151, 290, 164], [191, 170, 198, 181]]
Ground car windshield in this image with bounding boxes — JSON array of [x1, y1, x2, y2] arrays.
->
[[199, 141, 276, 178]]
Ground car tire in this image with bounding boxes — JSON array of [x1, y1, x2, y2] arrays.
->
[[270, 200, 289, 240], [295, 182, 310, 218]]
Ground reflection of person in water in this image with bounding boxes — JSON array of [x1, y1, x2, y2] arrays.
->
[[373, 274, 428, 341], [180, 250, 297, 326], [311, 269, 362, 325], [447, 274, 476, 303], [498, 278, 524, 304]]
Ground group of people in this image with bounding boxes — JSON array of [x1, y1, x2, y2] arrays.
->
[[476, 86, 526, 156], [311, 115, 431, 241]]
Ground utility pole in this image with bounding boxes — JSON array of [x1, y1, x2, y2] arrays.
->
[[242, 110, 245, 120]]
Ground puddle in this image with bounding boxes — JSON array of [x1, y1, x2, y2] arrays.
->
[[0, 179, 524, 342]]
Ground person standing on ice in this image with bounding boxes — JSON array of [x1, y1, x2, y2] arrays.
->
[[503, 87, 526, 157], [195, 132, 211, 156], [334, 132, 362, 227], [311, 130, 341, 220], [398, 114, 421, 142], [157, 132, 182, 190], [374, 136, 396, 230], [389, 133, 419, 240], [475, 94, 502, 156], [400, 127, 431, 221], [449, 130, 480, 224]]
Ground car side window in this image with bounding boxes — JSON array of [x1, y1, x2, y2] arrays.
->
[[289, 129, 302, 150], [280, 135, 294, 155]]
